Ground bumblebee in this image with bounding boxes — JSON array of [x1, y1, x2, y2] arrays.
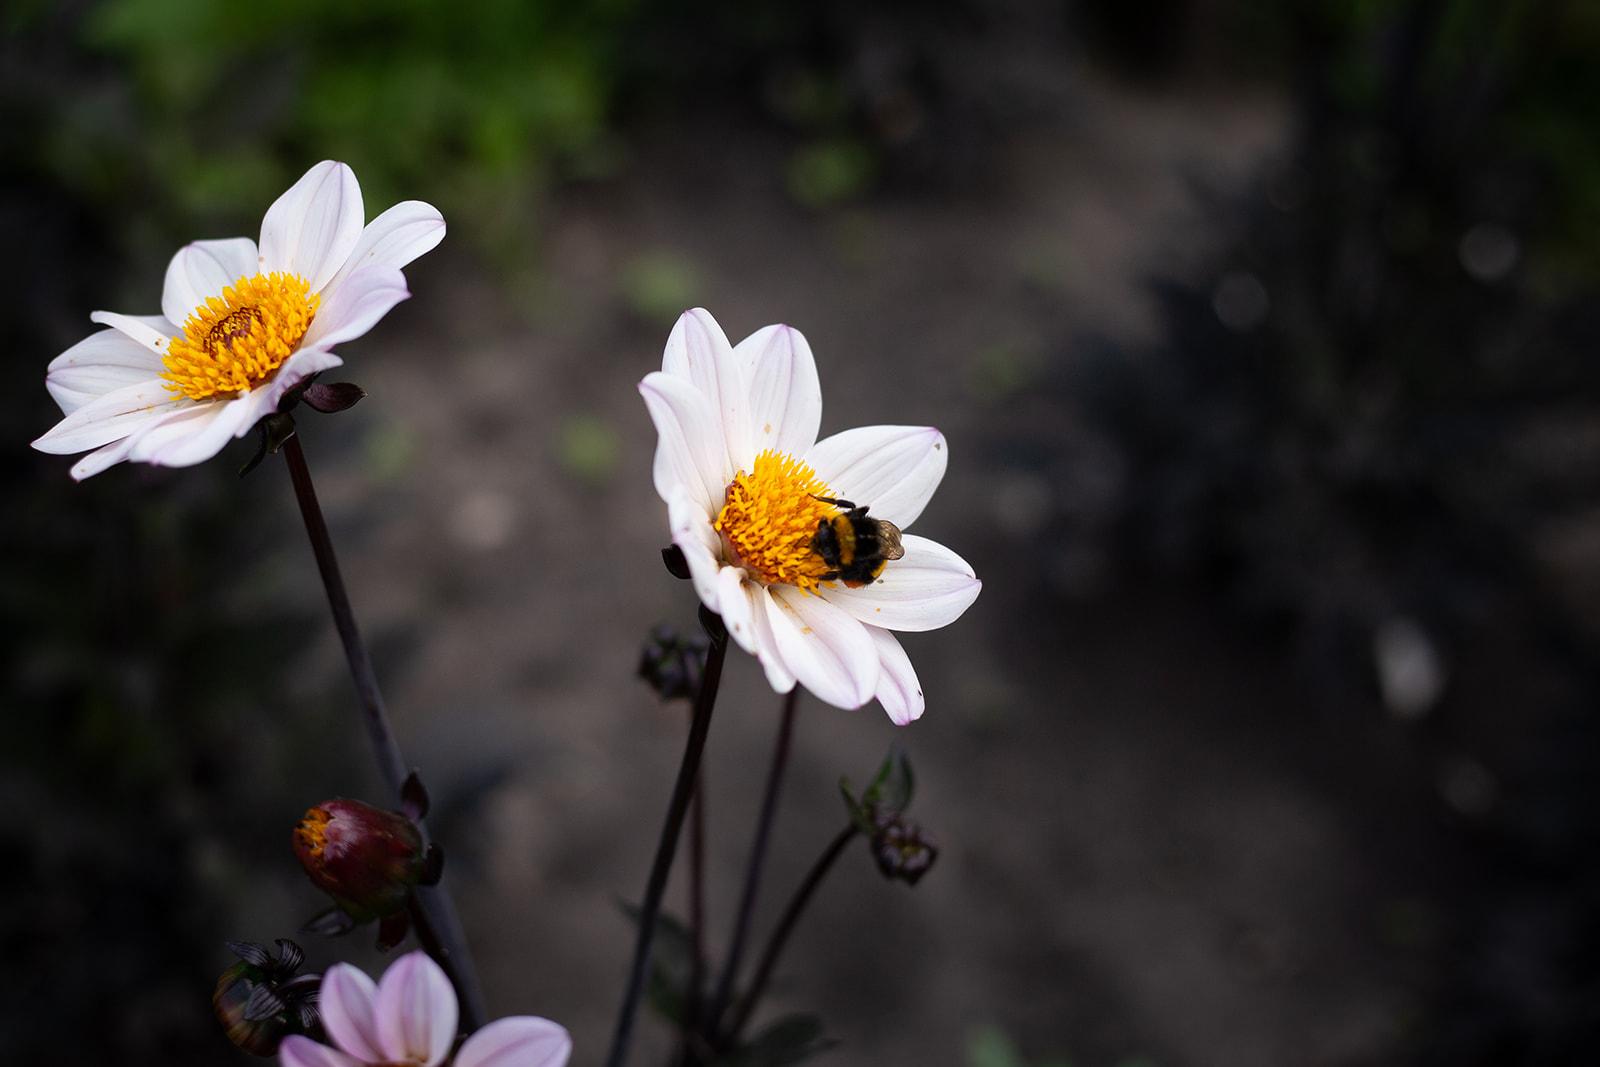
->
[[811, 496, 905, 587]]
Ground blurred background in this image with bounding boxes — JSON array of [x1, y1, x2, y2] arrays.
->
[[4, 1, 1600, 1064]]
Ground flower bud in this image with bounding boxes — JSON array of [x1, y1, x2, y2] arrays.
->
[[213, 939, 320, 1056], [637, 624, 709, 701], [293, 799, 425, 922], [870, 813, 938, 886]]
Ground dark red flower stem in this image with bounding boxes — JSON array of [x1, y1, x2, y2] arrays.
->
[[604, 610, 728, 1067], [703, 687, 800, 1039], [720, 824, 859, 1046], [282, 433, 486, 1030]]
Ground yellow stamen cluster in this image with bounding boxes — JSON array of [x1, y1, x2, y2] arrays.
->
[[716, 450, 839, 592], [293, 806, 331, 859], [161, 272, 318, 400]]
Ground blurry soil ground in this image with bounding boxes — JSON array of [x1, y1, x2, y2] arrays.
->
[[260, 81, 1447, 1067]]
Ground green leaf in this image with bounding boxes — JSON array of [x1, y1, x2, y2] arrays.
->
[[617, 901, 697, 1026], [716, 1014, 836, 1067]]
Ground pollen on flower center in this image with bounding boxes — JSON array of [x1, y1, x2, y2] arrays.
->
[[715, 450, 839, 591], [161, 272, 318, 401], [293, 806, 332, 859]]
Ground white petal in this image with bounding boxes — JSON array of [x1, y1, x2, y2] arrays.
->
[[745, 585, 798, 693], [245, 347, 346, 424], [259, 160, 365, 292], [821, 534, 980, 632], [318, 964, 386, 1062], [766, 586, 879, 709], [735, 324, 822, 459], [866, 626, 924, 725], [375, 952, 458, 1067], [31, 379, 185, 455], [716, 565, 758, 653], [45, 329, 167, 414], [88, 311, 175, 357], [641, 371, 729, 515], [278, 1035, 364, 1067], [161, 237, 258, 325], [662, 308, 751, 471], [669, 487, 724, 612], [69, 437, 139, 481], [126, 395, 254, 467], [302, 265, 409, 350], [804, 425, 948, 528], [325, 200, 446, 295], [455, 1017, 573, 1067]]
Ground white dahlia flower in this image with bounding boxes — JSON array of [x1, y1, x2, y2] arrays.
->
[[33, 160, 444, 479], [640, 308, 981, 723]]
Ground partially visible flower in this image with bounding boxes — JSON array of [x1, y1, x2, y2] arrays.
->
[[279, 951, 570, 1067], [293, 799, 426, 923], [640, 308, 981, 723], [32, 160, 444, 479], [214, 939, 321, 1056]]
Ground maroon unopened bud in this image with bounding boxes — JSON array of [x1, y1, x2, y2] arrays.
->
[[213, 939, 320, 1056], [871, 813, 938, 886], [293, 799, 425, 922]]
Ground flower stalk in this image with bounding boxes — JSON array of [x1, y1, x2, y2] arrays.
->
[[720, 824, 860, 1048], [703, 687, 800, 1039], [283, 432, 486, 1031], [605, 608, 729, 1067]]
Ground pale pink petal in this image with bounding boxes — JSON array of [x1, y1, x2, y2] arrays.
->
[[375, 951, 457, 1067], [641, 371, 729, 515], [766, 587, 879, 709], [279, 1035, 365, 1067], [454, 1016, 572, 1067], [31, 380, 186, 455], [259, 161, 365, 292], [46, 329, 167, 415], [161, 237, 258, 325], [318, 963, 386, 1062], [662, 308, 751, 471], [324, 200, 446, 295], [866, 626, 925, 725], [804, 425, 947, 528], [745, 585, 798, 693], [301, 266, 409, 350], [734, 324, 822, 459], [126, 394, 255, 468], [88, 310, 175, 358], [821, 534, 980, 632], [669, 487, 724, 613], [716, 565, 758, 653]]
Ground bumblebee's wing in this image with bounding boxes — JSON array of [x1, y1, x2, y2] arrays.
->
[[876, 520, 905, 560]]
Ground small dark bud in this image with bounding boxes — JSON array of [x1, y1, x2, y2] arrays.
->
[[213, 939, 319, 1056], [293, 799, 426, 923], [302, 381, 367, 413], [400, 771, 430, 821], [638, 624, 709, 701], [662, 545, 692, 579], [870, 813, 938, 886]]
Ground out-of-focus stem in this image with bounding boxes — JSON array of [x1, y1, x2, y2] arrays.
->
[[721, 824, 859, 1046], [282, 433, 486, 1030], [604, 611, 728, 1067], [703, 687, 800, 1039]]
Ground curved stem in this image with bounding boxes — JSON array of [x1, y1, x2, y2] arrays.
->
[[703, 687, 800, 1039], [721, 825, 859, 1047], [283, 434, 487, 1030], [604, 614, 728, 1067]]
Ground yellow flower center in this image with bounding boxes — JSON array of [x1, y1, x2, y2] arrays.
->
[[715, 450, 839, 591], [293, 806, 331, 859], [161, 272, 319, 400]]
